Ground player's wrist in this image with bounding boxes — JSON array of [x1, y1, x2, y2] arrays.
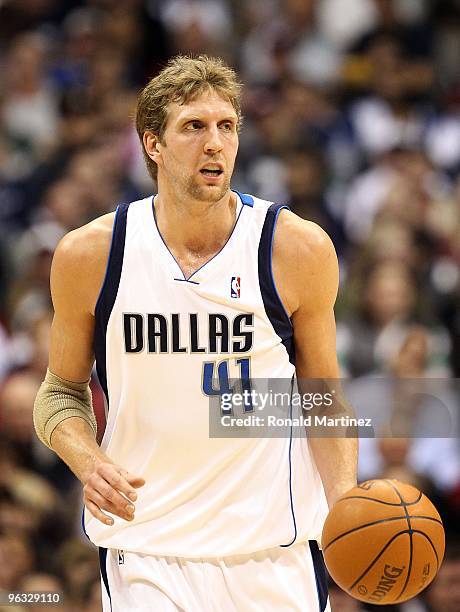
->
[[79, 454, 112, 485], [325, 480, 357, 508]]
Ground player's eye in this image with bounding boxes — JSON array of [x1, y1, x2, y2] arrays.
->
[[220, 122, 234, 131], [186, 121, 202, 130]]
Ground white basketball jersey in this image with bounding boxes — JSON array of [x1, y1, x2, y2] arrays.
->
[[83, 192, 328, 557]]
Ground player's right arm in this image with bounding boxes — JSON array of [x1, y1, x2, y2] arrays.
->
[[35, 214, 145, 525]]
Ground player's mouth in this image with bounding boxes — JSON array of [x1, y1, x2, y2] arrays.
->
[[199, 164, 224, 179]]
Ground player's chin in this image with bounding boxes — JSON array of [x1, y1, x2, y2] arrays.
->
[[202, 188, 228, 202], [193, 181, 229, 201], [199, 177, 225, 191]]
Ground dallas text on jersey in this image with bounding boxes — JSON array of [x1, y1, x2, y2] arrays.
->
[[123, 312, 254, 354]]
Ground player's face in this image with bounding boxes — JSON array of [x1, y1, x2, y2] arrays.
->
[[153, 90, 239, 202]]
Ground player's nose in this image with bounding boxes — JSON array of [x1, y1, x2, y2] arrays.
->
[[204, 124, 223, 153]]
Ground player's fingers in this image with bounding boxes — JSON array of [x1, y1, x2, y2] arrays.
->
[[97, 464, 140, 500], [110, 468, 145, 501], [85, 499, 115, 526], [118, 468, 145, 486], [124, 472, 146, 489], [91, 478, 135, 512], [87, 490, 135, 522]]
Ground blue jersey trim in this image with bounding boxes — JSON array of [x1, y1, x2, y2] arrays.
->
[[232, 190, 254, 207], [98, 547, 112, 611], [94, 207, 120, 315], [309, 540, 329, 611], [81, 507, 90, 541], [94, 203, 129, 403], [257, 203, 295, 365]]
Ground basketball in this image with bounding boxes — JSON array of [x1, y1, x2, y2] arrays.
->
[[321, 479, 445, 605]]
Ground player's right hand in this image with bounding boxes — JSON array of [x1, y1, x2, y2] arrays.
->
[[83, 462, 145, 525]]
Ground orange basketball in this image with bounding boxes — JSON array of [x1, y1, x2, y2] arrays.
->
[[321, 479, 445, 605]]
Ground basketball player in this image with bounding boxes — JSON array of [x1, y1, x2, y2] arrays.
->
[[34, 56, 357, 611]]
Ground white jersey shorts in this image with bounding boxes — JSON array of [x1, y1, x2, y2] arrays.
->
[[99, 541, 330, 612]]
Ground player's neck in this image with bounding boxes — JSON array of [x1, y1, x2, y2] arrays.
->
[[153, 189, 237, 256]]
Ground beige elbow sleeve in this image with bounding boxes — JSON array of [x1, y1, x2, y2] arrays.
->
[[33, 369, 97, 449]]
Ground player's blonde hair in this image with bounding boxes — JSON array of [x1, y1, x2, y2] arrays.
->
[[135, 55, 242, 182]]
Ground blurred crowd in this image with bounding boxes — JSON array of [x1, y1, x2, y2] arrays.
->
[[0, 0, 459, 610]]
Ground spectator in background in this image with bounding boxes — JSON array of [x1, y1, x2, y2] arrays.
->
[[339, 261, 418, 376], [1, 32, 58, 181], [350, 326, 460, 538], [57, 539, 100, 611], [0, 340, 78, 494], [423, 545, 460, 612], [83, 579, 103, 612], [6, 244, 54, 341], [18, 573, 66, 612], [329, 579, 366, 611], [38, 177, 89, 232], [159, 0, 233, 61], [0, 573, 66, 612], [0, 372, 42, 451], [376, 437, 430, 491], [342, 148, 451, 245], [240, 0, 341, 87], [0, 531, 35, 593]]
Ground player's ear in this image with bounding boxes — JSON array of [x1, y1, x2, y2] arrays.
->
[[143, 131, 162, 163]]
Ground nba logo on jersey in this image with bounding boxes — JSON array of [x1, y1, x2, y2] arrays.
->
[[118, 550, 125, 565], [230, 276, 240, 298]]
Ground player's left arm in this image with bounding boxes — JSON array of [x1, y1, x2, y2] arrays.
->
[[273, 210, 358, 508]]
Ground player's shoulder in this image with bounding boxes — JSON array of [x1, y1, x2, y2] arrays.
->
[[50, 211, 117, 314], [265, 206, 338, 315], [54, 212, 115, 268], [51, 211, 116, 307], [249, 193, 329, 245], [245, 192, 336, 265], [275, 207, 336, 267], [271, 208, 338, 313]]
